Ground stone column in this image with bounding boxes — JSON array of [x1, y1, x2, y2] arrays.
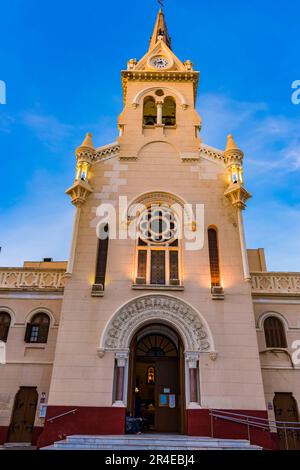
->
[[189, 368, 198, 403], [157, 101, 163, 125], [66, 206, 81, 276], [116, 366, 125, 401], [186, 353, 199, 404], [114, 352, 128, 406], [237, 208, 251, 281]]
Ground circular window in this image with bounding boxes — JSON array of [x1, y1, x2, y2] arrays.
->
[[138, 207, 178, 244], [155, 89, 164, 97]]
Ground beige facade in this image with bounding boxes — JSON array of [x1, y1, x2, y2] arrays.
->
[[0, 9, 299, 449]]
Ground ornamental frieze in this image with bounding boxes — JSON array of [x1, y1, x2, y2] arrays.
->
[[101, 294, 215, 353]]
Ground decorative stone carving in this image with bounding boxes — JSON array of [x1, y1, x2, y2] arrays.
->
[[100, 294, 215, 353], [92, 143, 120, 163], [224, 183, 252, 210], [251, 273, 300, 295], [0, 269, 65, 291], [185, 352, 199, 369], [97, 348, 105, 358], [115, 350, 129, 368], [199, 144, 225, 164], [122, 71, 199, 105], [209, 352, 218, 362], [65, 180, 93, 207]]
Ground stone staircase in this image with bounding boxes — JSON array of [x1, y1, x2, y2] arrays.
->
[[42, 434, 262, 450]]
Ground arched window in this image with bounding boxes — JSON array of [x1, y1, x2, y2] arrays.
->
[[92, 224, 109, 295], [135, 207, 180, 286], [264, 316, 287, 348], [136, 334, 178, 358], [143, 97, 157, 126], [162, 97, 176, 126], [208, 228, 221, 287], [25, 313, 50, 344], [0, 312, 11, 342]]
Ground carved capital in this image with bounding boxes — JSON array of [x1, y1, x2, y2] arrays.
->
[[115, 350, 129, 367], [185, 351, 199, 369]]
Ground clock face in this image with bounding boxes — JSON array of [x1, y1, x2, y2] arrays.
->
[[150, 56, 169, 69]]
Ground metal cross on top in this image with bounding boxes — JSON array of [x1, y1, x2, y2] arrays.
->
[[158, 0, 164, 9]]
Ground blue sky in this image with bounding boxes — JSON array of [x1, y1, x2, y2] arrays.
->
[[0, 0, 299, 270]]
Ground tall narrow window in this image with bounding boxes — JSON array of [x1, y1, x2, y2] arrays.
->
[[151, 250, 166, 285], [208, 228, 221, 287], [135, 207, 180, 286], [162, 97, 176, 126], [143, 97, 157, 126], [95, 224, 109, 290], [25, 313, 50, 344], [169, 251, 179, 284], [137, 249, 147, 284], [0, 312, 11, 342], [264, 316, 287, 348]]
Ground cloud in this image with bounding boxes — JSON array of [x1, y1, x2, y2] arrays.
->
[[199, 92, 300, 271], [199, 93, 300, 174], [1, 95, 299, 271], [245, 202, 300, 271], [0, 113, 15, 133], [22, 111, 74, 151], [0, 170, 73, 267]]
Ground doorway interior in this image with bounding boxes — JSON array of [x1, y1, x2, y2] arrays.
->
[[127, 324, 186, 434]]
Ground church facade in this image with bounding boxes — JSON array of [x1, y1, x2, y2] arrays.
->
[[0, 10, 300, 450]]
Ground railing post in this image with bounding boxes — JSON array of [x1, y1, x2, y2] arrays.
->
[[284, 424, 289, 450], [210, 411, 214, 438], [292, 427, 296, 450], [247, 416, 250, 442]]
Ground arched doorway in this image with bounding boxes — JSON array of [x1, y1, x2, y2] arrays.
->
[[8, 387, 38, 443], [127, 324, 186, 434]]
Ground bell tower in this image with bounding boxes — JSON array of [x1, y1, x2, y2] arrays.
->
[[38, 7, 271, 449], [117, 8, 202, 162]]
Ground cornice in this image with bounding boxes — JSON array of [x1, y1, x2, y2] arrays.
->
[[92, 142, 120, 163], [200, 144, 225, 163], [121, 70, 199, 105]]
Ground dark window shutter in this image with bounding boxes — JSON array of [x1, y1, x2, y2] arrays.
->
[[137, 250, 147, 280], [208, 228, 221, 287], [151, 251, 165, 285], [0, 325, 9, 342], [264, 317, 287, 348], [0, 313, 11, 342], [37, 324, 49, 343], [95, 225, 109, 288], [169, 251, 179, 281], [24, 323, 32, 343]]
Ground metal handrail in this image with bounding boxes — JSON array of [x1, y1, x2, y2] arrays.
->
[[46, 408, 78, 422], [210, 411, 300, 431], [211, 409, 300, 427]]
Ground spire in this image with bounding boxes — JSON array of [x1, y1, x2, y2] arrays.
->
[[224, 134, 244, 164], [225, 134, 239, 151], [75, 132, 95, 160], [149, 9, 172, 51], [80, 132, 94, 150]]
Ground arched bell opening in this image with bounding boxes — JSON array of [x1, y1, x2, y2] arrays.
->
[[143, 96, 157, 126]]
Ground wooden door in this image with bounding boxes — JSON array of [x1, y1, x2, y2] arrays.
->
[[8, 387, 38, 443], [155, 358, 179, 433], [274, 393, 300, 450]]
